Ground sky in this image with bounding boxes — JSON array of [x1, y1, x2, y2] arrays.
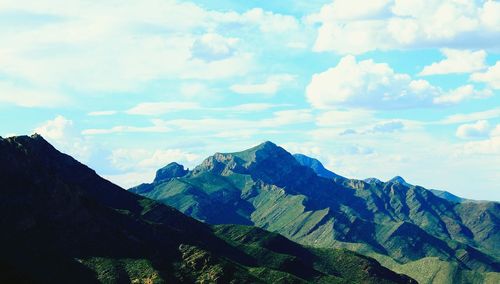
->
[[0, 0, 499, 201]]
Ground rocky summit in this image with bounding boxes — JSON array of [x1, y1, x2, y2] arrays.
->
[[0, 135, 416, 284], [131, 141, 500, 284]]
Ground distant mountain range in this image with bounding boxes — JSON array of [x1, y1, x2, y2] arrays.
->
[[131, 141, 500, 284], [0, 135, 416, 284]]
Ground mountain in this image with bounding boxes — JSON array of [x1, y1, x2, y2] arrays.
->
[[293, 153, 343, 180], [131, 141, 500, 284], [0, 135, 415, 284], [429, 189, 467, 203], [298, 157, 471, 205]]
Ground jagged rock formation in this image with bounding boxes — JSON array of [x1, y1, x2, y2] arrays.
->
[[131, 141, 500, 283]]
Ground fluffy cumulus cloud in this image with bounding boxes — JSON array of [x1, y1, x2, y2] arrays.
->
[[306, 55, 485, 109], [35, 115, 74, 140], [309, 0, 500, 54], [0, 0, 305, 96], [230, 74, 296, 95], [34, 115, 91, 161], [456, 120, 490, 139], [419, 49, 487, 75], [432, 84, 491, 105], [471, 61, 500, 89], [459, 124, 500, 155]]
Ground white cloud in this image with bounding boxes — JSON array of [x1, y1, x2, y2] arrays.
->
[[81, 110, 312, 136], [110, 148, 199, 171], [314, 0, 391, 21], [339, 120, 407, 135], [307, 56, 416, 109], [87, 110, 117, 116], [471, 61, 500, 89], [480, 1, 500, 31], [0, 81, 67, 107], [0, 1, 303, 93], [82, 121, 171, 135], [35, 115, 73, 140], [236, 8, 300, 33], [106, 147, 200, 188], [103, 171, 156, 189], [315, 109, 406, 136], [179, 83, 210, 98], [419, 49, 486, 75], [432, 85, 492, 105], [306, 56, 491, 109], [491, 124, 500, 137], [34, 115, 91, 161], [191, 33, 239, 61], [227, 103, 280, 112], [371, 120, 405, 133], [230, 74, 296, 95], [461, 136, 500, 155], [300, 121, 500, 200], [126, 102, 200, 116], [439, 108, 500, 124], [310, 0, 500, 54], [456, 120, 490, 139], [214, 129, 260, 139], [262, 109, 313, 127], [458, 124, 500, 155]]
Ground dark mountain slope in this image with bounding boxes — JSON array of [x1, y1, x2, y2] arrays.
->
[[132, 141, 500, 283], [0, 135, 414, 284]]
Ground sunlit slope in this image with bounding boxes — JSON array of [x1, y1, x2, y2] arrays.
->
[[132, 141, 500, 283]]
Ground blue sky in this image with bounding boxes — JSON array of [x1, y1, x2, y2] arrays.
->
[[0, 0, 499, 200]]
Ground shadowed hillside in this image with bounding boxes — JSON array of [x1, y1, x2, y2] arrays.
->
[[0, 135, 415, 283]]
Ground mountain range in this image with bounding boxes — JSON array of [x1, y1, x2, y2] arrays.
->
[[0, 134, 417, 283], [131, 141, 500, 284]]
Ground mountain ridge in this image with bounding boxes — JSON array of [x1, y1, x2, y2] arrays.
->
[[131, 141, 500, 283], [1, 135, 415, 283]]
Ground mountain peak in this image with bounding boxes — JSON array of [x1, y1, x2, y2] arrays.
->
[[226, 140, 286, 164], [30, 133, 44, 139], [249, 140, 279, 153], [388, 176, 411, 186], [364, 177, 383, 184], [3, 134, 54, 153], [258, 140, 277, 147], [154, 162, 188, 182]]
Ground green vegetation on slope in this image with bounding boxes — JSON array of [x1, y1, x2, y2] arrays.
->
[[131, 141, 500, 283], [0, 135, 414, 283]]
